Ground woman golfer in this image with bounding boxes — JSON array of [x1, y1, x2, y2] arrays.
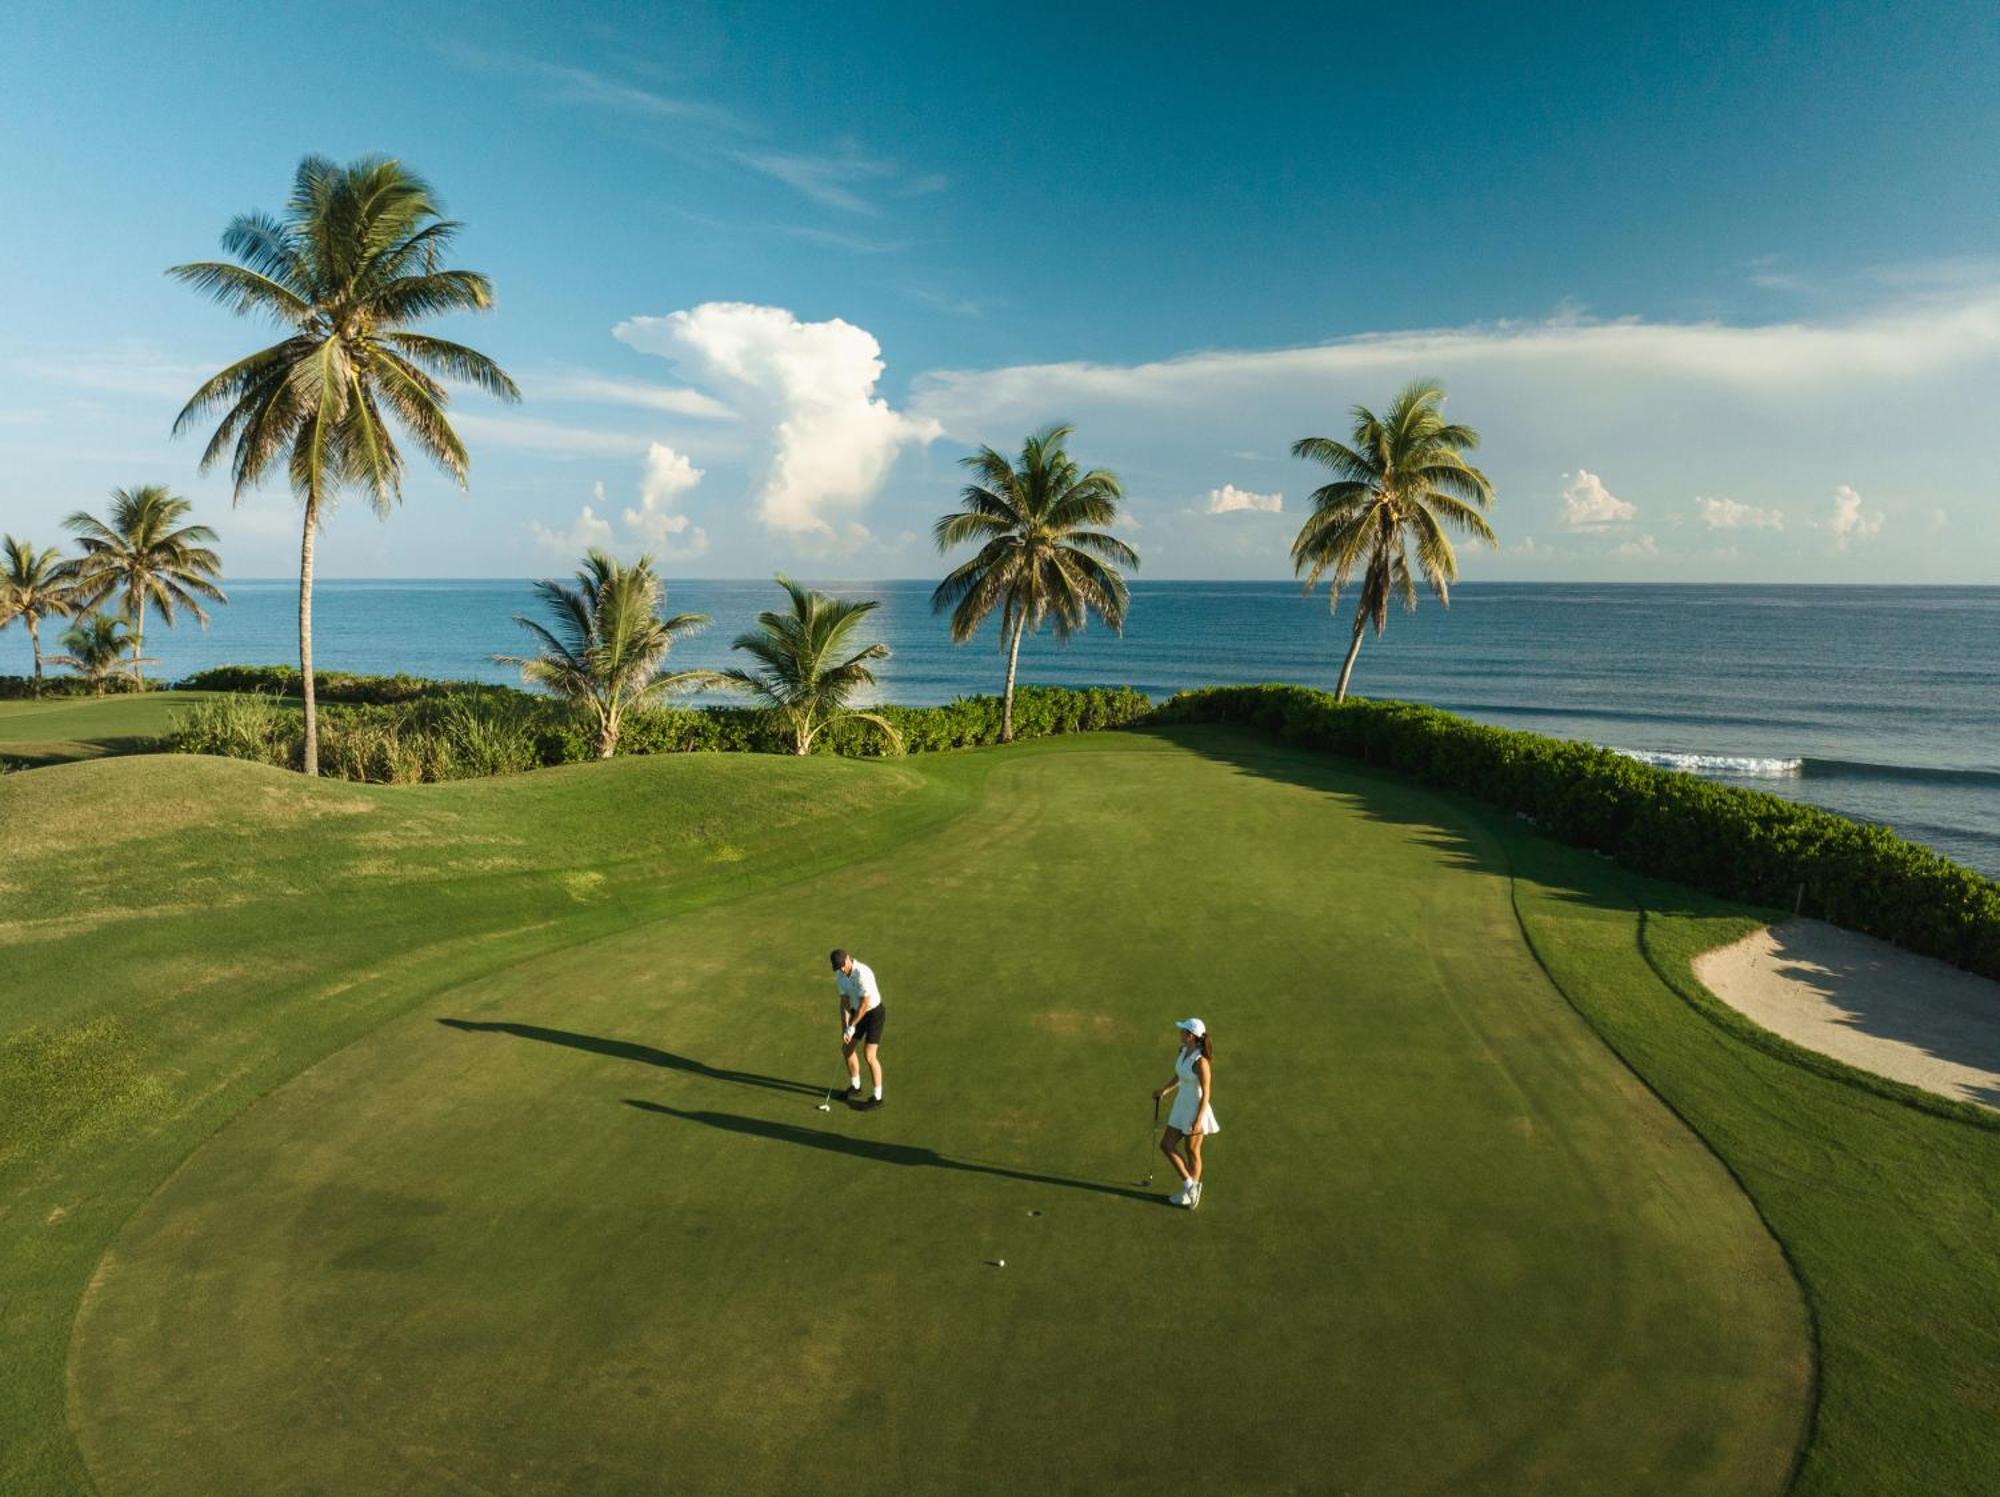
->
[[1153, 1017, 1219, 1208]]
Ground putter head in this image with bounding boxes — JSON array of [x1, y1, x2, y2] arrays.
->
[[817, 1102, 832, 1112]]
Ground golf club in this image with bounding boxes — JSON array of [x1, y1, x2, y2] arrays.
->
[[1139, 1095, 1160, 1186], [817, 1086, 834, 1113]]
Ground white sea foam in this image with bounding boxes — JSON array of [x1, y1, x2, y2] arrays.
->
[[1610, 747, 1805, 778]]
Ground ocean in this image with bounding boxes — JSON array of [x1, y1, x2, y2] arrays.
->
[[7, 580, 1996, 877]]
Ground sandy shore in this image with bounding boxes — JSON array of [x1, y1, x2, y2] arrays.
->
[[1693, 919, 2000, 1111]]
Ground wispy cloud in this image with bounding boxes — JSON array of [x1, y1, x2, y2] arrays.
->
[[1694, 495, 1784, 530], [912, 290, 2000, 433], [438, 44, 744, 132], [736, 142, 948, 215], [528, 370, 738, 420], [453, 412, 654, 458], [775, 225, 908, 256], [909, 287, 984, 318], [9, 341, 213, 402]]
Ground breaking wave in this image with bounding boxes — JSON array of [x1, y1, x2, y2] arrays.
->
[[1610, 748, 1804, 778]]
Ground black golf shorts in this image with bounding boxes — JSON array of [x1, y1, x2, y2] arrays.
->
[[852, 1005, 886, 1045]]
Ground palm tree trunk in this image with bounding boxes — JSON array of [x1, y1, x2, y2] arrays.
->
[[298, 496, 320, 777], [1001, 615, 1026, 743], [27, 616, 42, 689], [130, 599, 144, 687], [1334, 610, 1367, 702], [598, 705, 617, 759]]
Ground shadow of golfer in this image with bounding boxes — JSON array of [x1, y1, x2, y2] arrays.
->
[[623, 1100, 1167, 1206], [439, 1019, 824, 1098]]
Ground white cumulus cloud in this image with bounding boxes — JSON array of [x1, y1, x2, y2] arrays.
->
[[1616, 533, 1660, 558], [1694, 495, 1785, 530], [624, 444, 709, 559], [1559, 469, 1637, 529], [529, 494, 616, 557], [1825, 484, 1885, 549], [613, 302, 941, 538], [1206, 484, 1283, 514]]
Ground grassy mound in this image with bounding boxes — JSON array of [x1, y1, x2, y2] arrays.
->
[[4, 733, 1819, 1493]]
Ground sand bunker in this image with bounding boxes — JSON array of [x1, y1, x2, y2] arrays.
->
[[1694, 919, 2000, 1111]]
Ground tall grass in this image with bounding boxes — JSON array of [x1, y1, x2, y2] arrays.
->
[[166, 692, 544, 784]]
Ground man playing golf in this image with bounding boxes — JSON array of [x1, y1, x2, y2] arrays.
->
[[830, 948, 886, 1109]]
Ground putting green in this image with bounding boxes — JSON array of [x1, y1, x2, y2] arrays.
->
[[64, 732, 1806, 1494], [0, 691, 224, 766]]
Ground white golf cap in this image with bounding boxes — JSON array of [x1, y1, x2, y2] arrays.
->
[[1176, 1017, 1207, 1037]]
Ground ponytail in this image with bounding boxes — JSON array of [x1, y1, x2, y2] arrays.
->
[[1198, 1031, 1213, 1062]]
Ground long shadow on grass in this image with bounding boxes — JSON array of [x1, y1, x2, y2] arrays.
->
[[624, 1099, 1167, 1205], [1136, 723, 1712, 920], [439, 1019, 824, 1098], [1141, 728, 2000, 1099]]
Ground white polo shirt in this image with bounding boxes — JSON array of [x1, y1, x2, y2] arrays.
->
[[836, 959, 883, 1015]]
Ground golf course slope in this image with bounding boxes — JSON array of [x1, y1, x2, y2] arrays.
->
[[2, 727, 1872, 1493]]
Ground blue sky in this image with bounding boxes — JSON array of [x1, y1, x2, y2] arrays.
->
[[2, 0, 1996, 581]]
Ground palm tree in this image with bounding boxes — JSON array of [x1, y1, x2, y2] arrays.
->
[[0, 536, 80, 689], [931, 423, 1138, 742], [723, 576, 901, 756], [64, 485, 225, 685], [498, 550, 724, 758], [1290, 380, 1496, 701], [50, 612, 148, 696], [170, 154, 520, 775]]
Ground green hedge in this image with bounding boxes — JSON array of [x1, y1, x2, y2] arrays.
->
[[175, 665, 498, 705], [0, 674, 158, 699], [1154, 684, 2000, 981], [166, 684, 1154, 783]]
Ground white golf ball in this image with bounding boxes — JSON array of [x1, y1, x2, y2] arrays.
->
[[998, 1259, 1006, 1268]]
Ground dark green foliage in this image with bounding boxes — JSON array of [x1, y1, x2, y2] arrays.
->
[[0, 674, 157, 699], [1156, 684, 2000, 979], [176, 664, 496, 704]]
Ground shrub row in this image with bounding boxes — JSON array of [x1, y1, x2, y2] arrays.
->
[[0, 674, 157, 699], [165, 684, 1154, 785], [175, 664, 497, 705], [1154, 684, 2000, 981]]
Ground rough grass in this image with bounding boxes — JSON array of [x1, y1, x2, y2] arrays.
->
[[5, 732, 1815, 1494]]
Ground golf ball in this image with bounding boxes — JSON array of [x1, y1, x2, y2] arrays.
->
[[998, 1259, 1006, 1268]]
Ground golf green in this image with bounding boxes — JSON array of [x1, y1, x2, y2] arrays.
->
[[0, 691, 225, 766], [49, 732, 1806, 1494]]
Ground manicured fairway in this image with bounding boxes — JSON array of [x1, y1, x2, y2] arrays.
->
[[0, 691, 225, 766], [7, 732, 1812, 1494]]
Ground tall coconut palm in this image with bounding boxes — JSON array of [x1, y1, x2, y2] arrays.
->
[[0, 536, 80, 689], [498, 550, 724, 758], [64, 485, 225, 685], [723, 576, 901, 756], [50, 612, 148, 696], [1290, 380, 1496, 701], [931, 423, 1138, 742], [170, 154, 520, 774]]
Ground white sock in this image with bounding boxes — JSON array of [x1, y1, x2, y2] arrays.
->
[[848, 1077, 861, 1090], [873, 1086, 883, 1100]]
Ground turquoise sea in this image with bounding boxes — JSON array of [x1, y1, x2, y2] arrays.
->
[[7, 580, 1996, 877]]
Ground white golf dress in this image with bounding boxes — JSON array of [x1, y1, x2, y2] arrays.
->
[[1167, 1046, 1219, 1135]]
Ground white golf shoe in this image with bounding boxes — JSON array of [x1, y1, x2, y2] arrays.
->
[[1171, 1181, 1190, 1207], [1189, 1180, 1203, 1209]]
